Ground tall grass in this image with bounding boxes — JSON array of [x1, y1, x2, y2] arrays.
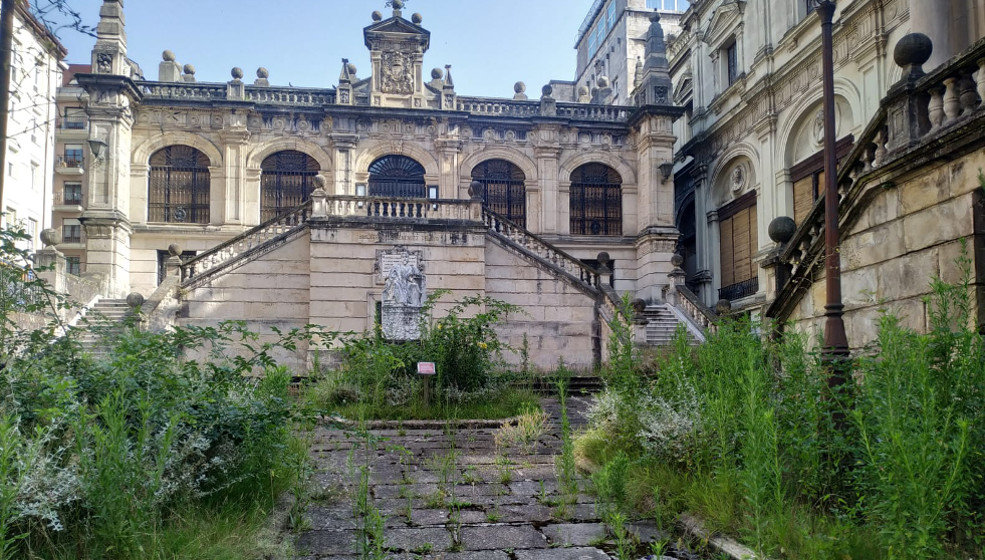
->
[[579, 247, 985, 558]]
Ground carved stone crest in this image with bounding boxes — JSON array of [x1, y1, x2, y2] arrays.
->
[[381, 50, 414, 94]]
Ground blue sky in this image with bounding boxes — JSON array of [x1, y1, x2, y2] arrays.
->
[[52, 0, 595, 97]]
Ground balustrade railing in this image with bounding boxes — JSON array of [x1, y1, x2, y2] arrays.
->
[[245, 86, 335, 106], [675, 285, 718, 333], [314, 195, 476, 222], [180, 202, 311, 284], [456, 97, 541, 118], [482, 208, 601, 290], [137, 81, 227, 101], [771, 37, 985, 319], [556, 103, 633, 122]]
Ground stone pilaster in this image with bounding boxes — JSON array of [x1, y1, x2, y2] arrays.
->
[[532, 125, 561, 235], [220, 124, 251, 225], [635, 227, 679, 303], [332, 135, 357, 195], [435, 137, 461, 200], [634, 113, 677, 230]]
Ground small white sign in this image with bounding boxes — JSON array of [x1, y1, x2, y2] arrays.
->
[[417, 362, 436, 375]]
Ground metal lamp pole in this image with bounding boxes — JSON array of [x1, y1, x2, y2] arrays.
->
[[816, 0, 850, 386]]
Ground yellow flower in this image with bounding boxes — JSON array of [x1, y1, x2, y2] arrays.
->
[[477, 341, 488, 349]]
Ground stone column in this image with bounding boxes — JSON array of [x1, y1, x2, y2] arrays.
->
[[691, 165, 714, 304], [706, 209, 722, 306], [910, 0, 953, 70]]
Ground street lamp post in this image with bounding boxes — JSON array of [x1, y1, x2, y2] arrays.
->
[[815, 0, 850, 387]]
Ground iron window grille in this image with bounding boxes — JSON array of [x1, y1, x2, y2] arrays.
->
[[148, 146, 211, 224], [63, 182, 82, 205], [368, 155, 427, 198], [719, 277, 759, 301], [62, 224, 82, 244], [471, 159, 526, 227], [570, 163, 623, 236], [261, 150, 319, 222]]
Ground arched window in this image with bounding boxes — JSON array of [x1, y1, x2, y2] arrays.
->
[[368, 155, 426, 198], [569, 163, 622, 236], [148, 145, 211, 224], [471, 159, 526, 227], [261, 150, 319, 222]]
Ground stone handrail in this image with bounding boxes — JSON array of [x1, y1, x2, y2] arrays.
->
[[313, 195, 479, 222], [136, 81, 336, 106], [674, 285, 718, 333], [768, 36, 985, 321], [180, 202, 311, 285], [482, 208, 601, 290]]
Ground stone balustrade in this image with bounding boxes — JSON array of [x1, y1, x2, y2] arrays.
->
[[245, 86, 336, 106], [180, 202, 310, 284], [456, 97, 541, 118], [556, 103, 633, 122], [674, 285, 718, 333], [312, 194, 480, 222], [482, 208, 601, 290], [137, 81, 227, 101], [769, 35, 985, 321]]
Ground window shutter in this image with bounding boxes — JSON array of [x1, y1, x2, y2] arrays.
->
[[719, 217, 734, 287], [793, 175, 814, 225]]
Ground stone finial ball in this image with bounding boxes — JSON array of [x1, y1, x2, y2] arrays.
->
[[514, 81, 526, 94], [231, 67, 244, 80], [168, 243, 181, 256], [313, 175, 327, 189], [347, 62, 358, 75], [597, 75, 610, 88], [541, 84, 553, 97], [126, 292, 145, 309], [631, 298, 648, 314], [894, 33, 933, 68], [670, 253, 684, 268], [162, 50, 176, 62], [256, 67, 269, 79], [371, 10, 383, 21], [768, 216, 798, 244], [431, 68, 444, 80], [468, 180, 483, 199], [411, 13, 423, 24], [596, 251, 611, 264], [39, 228, 60, 247], [715, 299, 733, 315], [183, 64, 196, 75]]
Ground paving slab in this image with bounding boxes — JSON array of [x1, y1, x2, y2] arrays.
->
[[458, 525, 548, 550], [541, 522, 609, 546], [385, 526, 454, 552], [514, 547, 611, 560]]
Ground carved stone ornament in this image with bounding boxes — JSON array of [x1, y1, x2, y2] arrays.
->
[[97, 52, 113, 74], [730, 164, 745, 192], [381, 50, 414, 94], [378, 248, 426, 341]]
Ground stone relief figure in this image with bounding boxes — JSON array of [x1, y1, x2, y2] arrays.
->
[[383, 255, 425, 306]]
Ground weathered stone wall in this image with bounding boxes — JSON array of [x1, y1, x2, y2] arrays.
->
[[787, 149, 985, 346], [485, 240, 598, 371], [179, 234, 312, 370]]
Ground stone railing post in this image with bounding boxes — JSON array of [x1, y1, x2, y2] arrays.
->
[[34, 229, 67, 298], [311, 177, 329, 218], [885, 34, 933, 152], [165, 243, 183, 278], [468, 180, 483, 222], [667, 253, 685, 306]]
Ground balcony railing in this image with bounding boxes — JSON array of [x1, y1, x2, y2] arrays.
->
[[56, 156, 83, 168], [719, 278, 759, 301], [58, 118, 86, 130]]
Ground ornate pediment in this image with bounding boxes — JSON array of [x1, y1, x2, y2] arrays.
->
[[364, 18, 430, 49], [702, 0, 745, 47]]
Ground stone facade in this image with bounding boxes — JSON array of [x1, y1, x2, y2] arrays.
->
[[69, 1, 690, 370], [765, 37, 985, 344], [1, 3, 65, 251], [669, 0, 985, 314]]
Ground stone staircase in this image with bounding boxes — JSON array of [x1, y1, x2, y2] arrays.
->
[[643, 304, 697, 346], [73, 298, 133, 357]]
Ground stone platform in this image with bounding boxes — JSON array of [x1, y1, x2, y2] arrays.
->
[[292, 397, 669, 559]]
